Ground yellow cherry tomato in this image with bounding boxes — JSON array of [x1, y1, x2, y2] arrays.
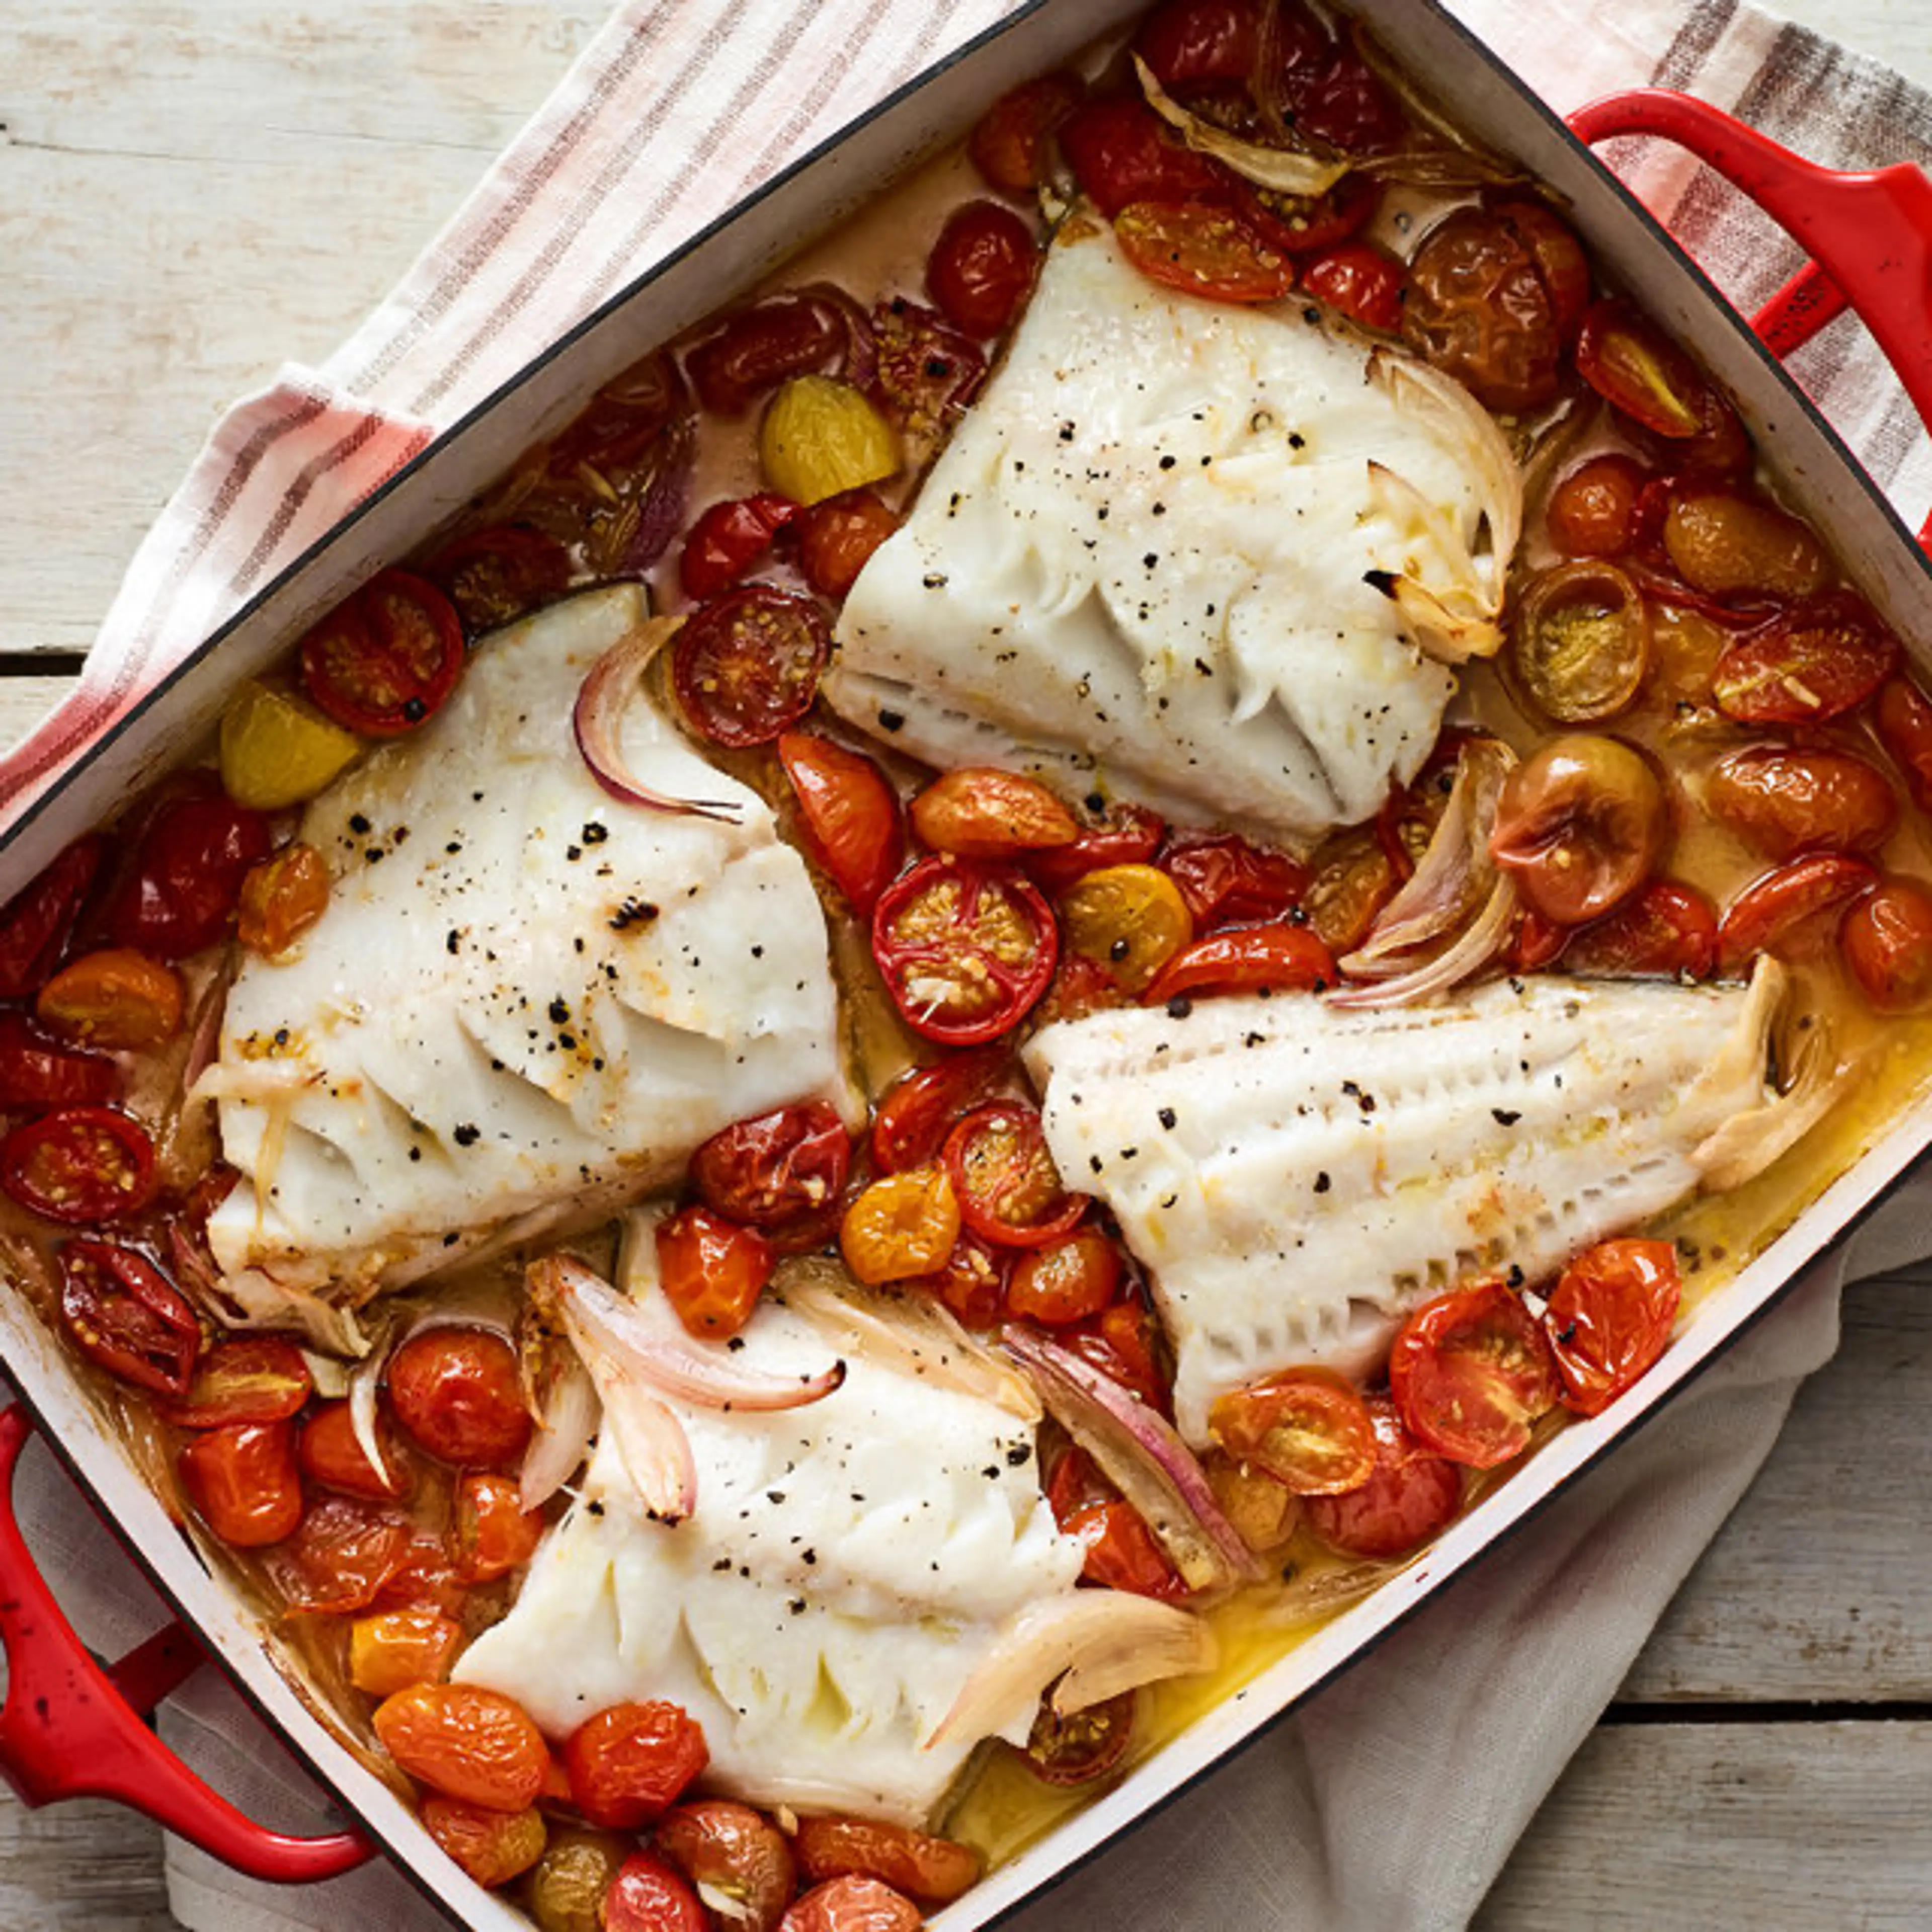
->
[[840, 1168, 961, 1285], [218, 681, 362, 810], [1058, 863, 1195, 994], [760, 375, 899, 505]]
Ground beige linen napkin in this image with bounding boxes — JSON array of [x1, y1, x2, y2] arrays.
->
[[5, 0, 1930, 1926]]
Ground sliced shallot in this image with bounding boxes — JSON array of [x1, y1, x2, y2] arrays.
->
[[1135, 57, 1352, 198], [520, 1350, 600, 1511]]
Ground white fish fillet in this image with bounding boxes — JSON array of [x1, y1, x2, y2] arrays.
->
[[1024, 970, 1781, 1443], [825, 216, 1508, 839], [206, 586, 848, 1318], [456, 1227, 1088, 1825]]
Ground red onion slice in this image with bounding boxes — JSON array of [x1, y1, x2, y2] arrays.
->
[[1002, 1327, 1259, 1594], [622, 409, 695, 575], [573, 617, 743, 821], [795, 282, 879, 391]]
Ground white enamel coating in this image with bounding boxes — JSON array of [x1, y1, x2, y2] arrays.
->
[[2, 1, 1929, 1925]]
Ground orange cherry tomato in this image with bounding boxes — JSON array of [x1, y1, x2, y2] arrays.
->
[[690, 1101, 854, 1233], [1718, 854, 1878, 973], [1005, 1228, 1122, 1326], [605, 1853, 710, 1932], [1058, 863, 1195, 995], [1509, 561, 1649, 727], [793, 1816, 982, 1906], [299, 1398, 410, 1501], [1304, 825, 1399, 954], [1064, 1498, 1187, 1600], [942, 1100, 1085, 1249], [1490, 735, 1667, 926], [1204, 1451, 1301, 1553], [423, 1797, 547, 1890], [656, 1801, 798, 1932], [1, 1106, 157, 1224], [237, 843, 332, 958], [926, 200, 1038, 338], [795, 491, 900, 602], [870, 1048, 1011, 1174], [1206, 1367, 1378, 1495], [348, 1605, 465, 1699], [0, 836, 103, 999], [453, 1473, 546, 1583], [779, 1875, 924, 1932], [1543, 1237, 1682, 1418], [778, 732, 905, 918], [1704, 745, 1898, 860], [386, 1327, 532, 1470], [1022, 1688, 1137, 1789], [1114, 200, 1297, 304], [564, 1702, 710, 1831], [1546, 453, 1655, 559], [179, 1421, 303, 1549], [909, 768, 1079, 861], [1711, 593, 1899, 726], [1874, 675, 1932, 814], [299, 569, 466, 739], [1564, 879, 1718, 980], [58, 1239, 198, 1398], [34, 948, 184, 1050], [373, 1682, 548, 1812], [1304, 1397, 1463, 1559], [1840, 875, 1932, 1012], [839, 1169, 961, 1286], [969, 71, 1085, 197], [269, 1496, 411, 1615], [1389, 1279, 1560, 1470], [656, 1204, 775, 1341], [159, 1336, 312, 1430], [1141, 921, 1336, 1005], [1159, 829, 1306, 930], [1301, 239, 1406, 332]]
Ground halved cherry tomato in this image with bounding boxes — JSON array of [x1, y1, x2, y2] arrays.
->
[[672, 584, 830, 747], [656, 1802, 798, 1932], [942, 1100, 1085, 1249], [1023, 1689, 1137, 1788], [606, 1853, 709, 1932], [1028, 802, 1167, 895], [374, 1683, 548, 1812], [0, 837, 103, 998], [348, 1604, 465, 1700], [1301, 240, 1405, 332], [969, 71, 1085, 197], [909, 1229, 1011, 1330], [0, 1011, 119, 1111], [1072, 1300, 1171, 1413], [1543, 1237, 1681, 1418], [870, 1048, 1010, 1174], [423, 1797, 547, 1891], [1064, 1498, 1186, 1599], [1304, 1398, 1462, 1559], [1545, 453, 1656, 559], [1206, 1367, 1377, 1494], [105, 782, 273, 960], [1, 1106, 157, 1224], [795, 490, 900, 601], [1388, 1278, 1560, 1470], [686, 296, 848, 416], [1203, 1450, 1300, 1552], [869, 298, 985, 459], [926, 200, 1038, 338], [871, 856, 1059, 1045], [1058, 98, 1236, 218], [1565, 879, 1718, 979], [1841, 875, 1932, 1012], [1303, 824, 1398, 954], [778, 732, 905, 918], [299, 570, 465, 739], [1059, 863, 1195, 994], [1141, 920, 1336, 1004], [180, 1421, 303, 1549], [300, 1399, 410, 1501], [691, 1101, 854, 1231], [453, 1473, 546, 1583], [911, 768, 1079, 860], [840, 1169, 961, 1286], [1574, 299, 1719, 439], [236, 843, 331, 959], [35, 947, 184, 1050], [678, 494, 799, 602], [1114, 200, 1297, 303], [656, 1205, 775, 1340], [386, 1327, 532, 1469], [1712, 594, 1899, 726], [1509, 560, 1649, 726], [793, 1817, 981, 1906], [1875, 676, 1932, 814], [59, 1239, 198, 1398], [422, 525, 572, 633], [1489, 735, 1667, 926], [1705, 745, 1898, 860], [269, 1495, 412, 1614], [1240, 171, 1382, 258], [1006, 1228, 1122, 1326], [373, 1530, 469, 1619], [564, 1701, 709, 1831], [1662, 485, 1832, 603], [159, 1336, 311, 1430]]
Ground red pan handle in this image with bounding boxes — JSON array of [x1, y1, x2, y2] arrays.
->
[[0, 1403, 372, 1881], [1567, 89, 1932, 547]]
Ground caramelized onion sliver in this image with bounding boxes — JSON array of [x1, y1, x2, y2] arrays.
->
[[519, 1351, 600, 1512], [1134, 56, 1353, 198], [1330, 872, 1518, 1009]]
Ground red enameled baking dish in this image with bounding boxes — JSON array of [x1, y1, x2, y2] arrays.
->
[[3, 1, 1931, 1925]]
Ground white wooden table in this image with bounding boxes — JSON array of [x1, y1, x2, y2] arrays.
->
[[4, 2, 1931, 1925]]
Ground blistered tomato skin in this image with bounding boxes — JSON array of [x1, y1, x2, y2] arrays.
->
[[179, 1422, 303, 1549], [778, 732, 905, 918], [373, 1683, 549, 1812], [1546, 454, 1653, 558], [0, 836, 103, 999], [106, 785, 274, 961], [1389, 1280, 1561, 1470], [424, 1798, 548, 1890], [656, 1801, 798, 1932], [968, 71, 1084, 197], [911, 768, 1079, 859], [1490, 735, 1668, 926], [656, 1204, 775, 1339], [793, 1816, 982, 1905], [926, 200, 1038, 337], [300, 1399, 410, 1501], [1305, 1399, 1462, 1559], [562, 1701, 710, 1831], [780, 1875, 924, 1932], [386, 1327, 532, 1470], [1207, 1368, 1378, 1495], [690, 1101, 854, 1231], [1543, 1238, 1682, 1417], [1704, 746, 1898, 860], [1842, 877, 1932, 1012]]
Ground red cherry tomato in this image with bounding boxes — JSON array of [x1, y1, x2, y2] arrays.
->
[[686, 296, 848, 416], [1875, 676, 1932, 814], [1140, 921, 1336, 1004], [1301, 240, 1405, 332], [1841, 875, 1932, 1012], [871, 856, 1059, 1046], [1574, 299, 1721, 439], [105, 783, 273, 960], [908, 1228, 1012, 1329], [0, 836, 103, 998], [1506, 904, 1570, 973], [1029, 803, 1167, 895], [969, 71, 1085, 198], [869, 299, 985, 452], [1489, 735, 1667, 926], [1159, 830, 1306, 929], [1240, 171, 1381, 258], [1282, 38, 1407, 152], [1704, 745, 1898, 860], [452, 1473, 546, 1583], [655, 1204, 774, 1342], [656, 1802, 798, 1932], [0, 1106, 157, 1224], [672, 585, 831, 748], [677, 494, 799, 602], [793, 1816, 982, 1906], [1023, 1688, 1137, 1788], [1304, 1398, 1463, 1559], [1005, 1228, 1122, 1325], [870, 1048, 1011, 1174], [1564, 879, 1718, 980], [1389, 1278, 1560, 1470], [0, 1010, 119, 1111], [1058, 99, 1237, 218], [1065, 1300, 1172, 1413], [180, 1421, 304, 1549], [926, 200, 1038, 338], [1543, 1238, 1682, 1418], [604, 1852, 710, 1932], [386, 1327, 532, 1469], [1711, 594, 1899, 726], [421, 524, 572, 633], [564, 1702, 710, 1831], [58, 1239, 199, 1398], [942, 1100, 1085, 1249], [1206, 1367, 1378, 1494], [1113, 201, 1297, 304], [778, 732, 905, 918], [299, 569, 465, 739], [795, 490, 900, 601], [159, 1336, 312, 1430], [1065, 1498, 1187, 1599], [373, 1683, 548, 1813], [1718, 854, 1878, 973], [269, 1495, 412, 1614], [779, 1875, 923, 1932], [299, 1399, 410, 1501], [690, 1101, 854, 1232], [1546, 453, 1657, 559]]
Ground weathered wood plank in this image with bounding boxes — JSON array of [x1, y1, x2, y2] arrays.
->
[[0, 1796, 172, 1929]]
